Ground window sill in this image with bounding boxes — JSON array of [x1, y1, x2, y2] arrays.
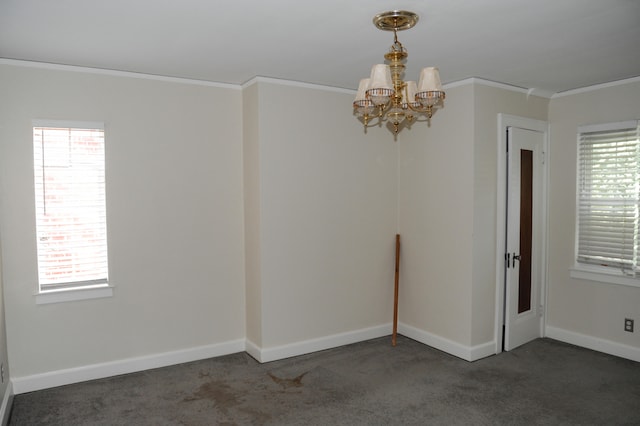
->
[[35, 285, 114, 305], [570, 267, 640, 289]]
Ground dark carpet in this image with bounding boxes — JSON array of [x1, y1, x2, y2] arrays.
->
[[8, 336, 640, 425]]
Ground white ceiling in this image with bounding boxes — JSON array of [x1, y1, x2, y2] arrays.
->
[[1, 0, 639, 94]]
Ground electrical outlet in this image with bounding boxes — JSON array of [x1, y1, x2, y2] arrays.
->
[[624, 318, 634, 333]]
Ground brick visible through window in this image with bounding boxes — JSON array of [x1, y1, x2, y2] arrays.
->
[[33, 121, 109, 292]]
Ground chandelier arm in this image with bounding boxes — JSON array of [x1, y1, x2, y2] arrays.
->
[[359, 104, 389, 129], [405, 102, 443, 112], [363, 120, 383, 128], [361, 115, 387, 128], [411, 105, 433, 119]]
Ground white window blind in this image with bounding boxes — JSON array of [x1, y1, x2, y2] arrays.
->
[[577, 121, 640, 276], [33, 121, 109, 292]]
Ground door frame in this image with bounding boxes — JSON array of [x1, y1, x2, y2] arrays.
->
[[494, 114, 550, 354]]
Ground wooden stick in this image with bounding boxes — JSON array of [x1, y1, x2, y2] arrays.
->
[[392, 234, 400, 347]]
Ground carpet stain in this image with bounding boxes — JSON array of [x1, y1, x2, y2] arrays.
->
[[183, 380, 241, 414], [268, 371, 308, 389]]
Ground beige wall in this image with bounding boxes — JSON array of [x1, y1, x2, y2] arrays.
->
[[242, 83, 263, 347], [398, 82, 548, 353], [0, 64, 246, 378], [398, 84, 476, 346], [249, 81, 398, 349], [2, 59, 637, 390], [547, 81, 640, 349], [0, 237, 10, 419], [471, 85, 549, 346], [0, 64, 399, 381]]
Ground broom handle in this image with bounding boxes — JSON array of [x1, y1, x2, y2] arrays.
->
[[392, 234, 400, 346]]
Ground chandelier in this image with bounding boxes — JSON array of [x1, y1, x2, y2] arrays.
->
[[353, 10, 446, 136]]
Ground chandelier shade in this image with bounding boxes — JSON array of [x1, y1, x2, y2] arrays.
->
[[418, 67, 443, 92], [367, 64, 395, 106], [354, 78, 370, 103], [416, 67, 445, 107], [353, 78, 376, 118], [353, 10, 446, 136]]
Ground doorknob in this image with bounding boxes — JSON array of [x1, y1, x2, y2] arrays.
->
[[512, 253, 521, 268]]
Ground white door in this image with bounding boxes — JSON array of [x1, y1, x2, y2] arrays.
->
[[504, 126, 545, 351]]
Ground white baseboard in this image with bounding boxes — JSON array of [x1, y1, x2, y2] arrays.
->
[[12, 339, 245, 394], [468, 339, 498, 361], [245, 339, 261, 362], [250, 324, 393, 363], [0, 382, 13, 426], [398, 322, 496, 362], [10, 324, 502, 395], [545, 326, 640, 362]]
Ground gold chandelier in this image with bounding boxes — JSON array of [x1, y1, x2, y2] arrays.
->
[[353, 10, 446, 135]]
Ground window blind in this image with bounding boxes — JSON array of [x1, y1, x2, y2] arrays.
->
[[577, 121, 640, 275], [33, 124, 109, 291]]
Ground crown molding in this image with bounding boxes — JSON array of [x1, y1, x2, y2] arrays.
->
[[243, 76, 550, 98], [444, 78, 555, 99], [241, 76, 355, 94], [551, 75, 640, 99], [0, 58, 240, 90], [527, 87, 556, 99], [444, 77, 526, 92], [3, 58, 637, 99]]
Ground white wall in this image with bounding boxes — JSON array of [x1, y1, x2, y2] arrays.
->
[[0, 64, 246, 380], [247, 80, 398, 355], [547, 80, 640, 355]]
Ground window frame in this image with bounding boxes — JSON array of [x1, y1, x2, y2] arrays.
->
[[32, 119, 113, 304], [571, 120, 640, 288]]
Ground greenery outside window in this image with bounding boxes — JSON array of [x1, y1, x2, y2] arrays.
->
[[573, 120, 640, 286]]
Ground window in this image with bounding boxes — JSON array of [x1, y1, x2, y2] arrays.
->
[[33, 120, 110, 298], [574, 120, 640, 285]]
